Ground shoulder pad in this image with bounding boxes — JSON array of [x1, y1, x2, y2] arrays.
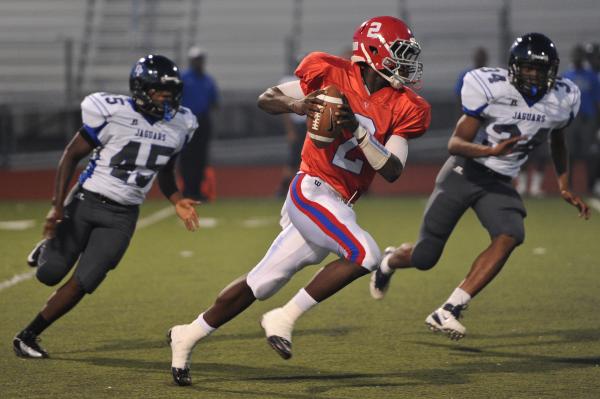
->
[[176, 106, 199, 132]]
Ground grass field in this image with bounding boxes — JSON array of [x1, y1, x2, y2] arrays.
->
[[0, 197, 599, 399]]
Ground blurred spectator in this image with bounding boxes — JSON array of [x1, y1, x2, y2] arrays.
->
[[275, 62, 306, 197], [179, 46, 219, 201], [585, 42, 600, 72], [454, 47, 488, 107], [339, 46, 354, 59], [516, 143, 549, 198], [585, 42, 600, 195], [562, 44, 600, 195]]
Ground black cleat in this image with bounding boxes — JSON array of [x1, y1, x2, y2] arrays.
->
[[13, 330, 49, 358], [167, 327, 194, 386], [26, 239, 47, 267], [369, 247, 397, 300], [369, 268, 393, 300], [266, 335, 292, 360], [171, 367, 192, 386]]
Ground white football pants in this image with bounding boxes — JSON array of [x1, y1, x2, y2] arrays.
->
[[246, 173, 381, 300]]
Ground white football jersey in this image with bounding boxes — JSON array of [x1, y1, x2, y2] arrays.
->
[[461, 67, 580, 177], [78, 92, 198, 205]]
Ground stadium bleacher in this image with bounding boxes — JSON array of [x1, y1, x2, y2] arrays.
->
[[1, 0, 599, 100], [0, 0, 599, 168]]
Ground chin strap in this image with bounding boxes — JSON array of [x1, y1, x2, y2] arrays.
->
[[163, 101, 173, 121], [376, 69, 404, 89], [521, 85, 546, 104], [529, 85, 539, 97], [359, 43, 404, 90]]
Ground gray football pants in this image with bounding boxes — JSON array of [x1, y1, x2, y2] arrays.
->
[[411, 156, 526, 270], [36, 189, 139, 293]]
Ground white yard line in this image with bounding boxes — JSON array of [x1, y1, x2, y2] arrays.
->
[[0, 270, 36, 291], [135, 206, 175, 229], [0, 206, 174, 293], [0, 219, 36, 231], [241, 217, 277, 228]]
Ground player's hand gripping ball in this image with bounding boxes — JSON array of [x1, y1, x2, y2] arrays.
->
[[306, 85, 344, 148]]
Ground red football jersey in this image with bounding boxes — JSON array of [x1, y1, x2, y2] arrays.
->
[[296, 52, 431, 202]]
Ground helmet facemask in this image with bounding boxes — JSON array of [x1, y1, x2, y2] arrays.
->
[[381, 39, 423, 88], [357, 37, 423, 89], [134, 76, 183, 121], [507, 32, 560, 101], [130, 55, 183, 121], [509, 60, 558, 99]]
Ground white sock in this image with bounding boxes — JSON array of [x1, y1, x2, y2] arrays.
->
[[188, 312, 216, 341], [379, 251, 394, 275], [516, 172, 527, 194], [530, 171, 543, 194], [445, 287, 471, 308], [281, 289, 318, 323]]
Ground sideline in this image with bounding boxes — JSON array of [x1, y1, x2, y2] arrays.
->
[[0, 206, 174, 293]]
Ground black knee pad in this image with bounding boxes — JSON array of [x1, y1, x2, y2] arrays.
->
[[513, 227, 525, 246], [410, 239, 444, 271], [36, 263, 67, 286], [75, 264, 109, 294], [497, 230, 525, 247]]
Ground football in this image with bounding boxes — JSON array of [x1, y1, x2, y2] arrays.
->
[[306, 85, 344, 148]]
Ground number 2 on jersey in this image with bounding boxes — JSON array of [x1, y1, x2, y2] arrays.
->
[[332, 114, 376, 174]]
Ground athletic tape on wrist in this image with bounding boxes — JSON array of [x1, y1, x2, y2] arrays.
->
[[353, 125, 368, 141], [354, 126, 390, 170]]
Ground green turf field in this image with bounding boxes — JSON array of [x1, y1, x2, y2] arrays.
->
[[1, 197, 598, 398]]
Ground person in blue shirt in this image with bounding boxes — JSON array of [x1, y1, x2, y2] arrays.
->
[[563, 44, 600, 194], [179, 46, 219, 200], [585, 42, 600, 196]]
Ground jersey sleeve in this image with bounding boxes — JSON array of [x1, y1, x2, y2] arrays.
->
[[461, 71, 490, 119], [295, 52, 331, 95], [558, 80, 581, 129], [392, 98, 431, 139], [454, 69, 467, 97], [80, 93, 111, 146], [174, 108, 199, 154]]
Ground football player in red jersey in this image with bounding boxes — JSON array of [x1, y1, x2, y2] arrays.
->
[[167, 16, 431, 386]]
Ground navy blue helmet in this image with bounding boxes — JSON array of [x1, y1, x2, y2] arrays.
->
[[508, 33, 559, 99], [129, 54, 183, 120]]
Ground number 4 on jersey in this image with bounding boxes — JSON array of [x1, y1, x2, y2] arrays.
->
[[109, 141, 174, 187]]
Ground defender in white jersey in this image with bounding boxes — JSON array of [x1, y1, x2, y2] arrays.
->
[[370, 33, 590, 340], [13, 55, 200, 359]]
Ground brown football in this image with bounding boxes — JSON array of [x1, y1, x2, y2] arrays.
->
[[306, 85, 343, 148]]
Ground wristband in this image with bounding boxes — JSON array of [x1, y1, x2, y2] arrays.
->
[[353, 125, 368, 141], [354, 126, 391, 170]]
